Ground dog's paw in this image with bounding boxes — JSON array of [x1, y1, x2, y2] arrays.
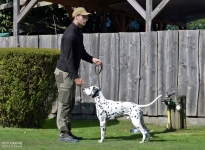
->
[[98, 140, 103, 143], [139, 141, 144, 144]]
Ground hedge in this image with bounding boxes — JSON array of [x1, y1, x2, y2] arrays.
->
[[0, 48, 59, 128]]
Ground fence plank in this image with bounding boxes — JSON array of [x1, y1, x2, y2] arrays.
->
[[9, 36, 15, 47], [139, 32, 147, 114], [198, 30, 205, 117], [146, 32, 158, 116], [158, 31, 167, 115], [0, 37, 9, 48], [100, 33, 120, 101], [119, 33, 140, 104], [178, 30, 199, 116], [19, 36, 38, 48], [39, 35, 58, 48], [140, 32, 158, 116], [119, 32, 129, 102], [158, 31, 178, 115], [57, 34, 63, 50]]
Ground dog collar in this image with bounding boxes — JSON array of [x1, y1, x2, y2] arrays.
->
[[92, 89, 100, 98]]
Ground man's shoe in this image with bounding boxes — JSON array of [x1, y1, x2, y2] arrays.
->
[[69, 132, 83, 140], [59, 133, 79, 142]]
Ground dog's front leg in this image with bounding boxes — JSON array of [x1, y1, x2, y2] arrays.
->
[[98, 119, 106, 143]]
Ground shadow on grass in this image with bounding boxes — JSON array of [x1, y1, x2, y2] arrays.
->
[[84, 134, 169, 142], [42, 118, 120, 129], [42, 118, 179, 143]]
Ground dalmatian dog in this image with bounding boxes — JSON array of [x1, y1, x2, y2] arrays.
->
[[82, 86, 162, 143]]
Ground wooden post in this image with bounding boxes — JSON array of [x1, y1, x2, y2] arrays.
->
[[17, 0, 37, 23], [13, 0, 20, 47], [127, 0, 169, 32], [181, 96, 186, 128], [166, 95, 186, 130], [13, 0, 37, 47], [146, 0, 152, 32]]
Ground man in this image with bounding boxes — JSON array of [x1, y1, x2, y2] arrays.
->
[[54, 7, 102, 142]]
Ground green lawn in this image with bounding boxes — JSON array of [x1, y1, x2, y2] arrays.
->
[[0, 118, 205, 150]]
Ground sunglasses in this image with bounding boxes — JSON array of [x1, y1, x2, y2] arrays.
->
[[78, 15, 89, 20]]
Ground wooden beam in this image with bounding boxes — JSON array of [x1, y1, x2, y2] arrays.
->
[[119, 16, 125, 32], [127, 0, 146, 20], [0, 0, 52, 10], [17, 0, 38, 23], [128, 0, 170, 32], [20, 0, 30, 12], [151, 0, 169, 20], [13, 0, 20, 47], [112, 14, 121, 32], [125, 17, 133, 32], [146, 0, 152, 32]]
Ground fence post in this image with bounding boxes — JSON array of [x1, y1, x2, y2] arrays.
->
[[162, 93, 186, 130]]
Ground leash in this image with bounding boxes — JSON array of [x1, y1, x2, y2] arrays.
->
[[95, 64, 103, 75], [95, 64, 103, 89]]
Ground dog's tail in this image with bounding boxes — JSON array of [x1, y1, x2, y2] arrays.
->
[[138, 95, 162, 108]]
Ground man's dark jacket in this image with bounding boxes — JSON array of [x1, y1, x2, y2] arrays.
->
[[56, 22, 93, 79]]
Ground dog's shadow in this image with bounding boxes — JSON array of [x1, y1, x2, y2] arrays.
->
[[84, 128, 179, 142], [84, 134, 167, 142], [43, 118, 121, 129]]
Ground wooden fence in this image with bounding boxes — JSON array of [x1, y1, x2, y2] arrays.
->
[[1, 30, 205, 117]]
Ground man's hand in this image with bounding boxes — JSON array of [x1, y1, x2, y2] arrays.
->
[[74, 78, 85, 87], [92, 58, 102, 66]]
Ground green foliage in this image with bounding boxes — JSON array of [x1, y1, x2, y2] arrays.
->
[[0, 48, 59, 128], [0, 0, 12, 5], [0, 10, 12, 33], [188, 18, 205, 30], [27, 4, 71, 27], [166, 24, 179, 30]]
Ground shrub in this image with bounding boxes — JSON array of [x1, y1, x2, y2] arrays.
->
[[0, 48, 59, 128]]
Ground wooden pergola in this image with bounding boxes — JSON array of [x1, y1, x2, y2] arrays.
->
[[13, 0, 205, 46]]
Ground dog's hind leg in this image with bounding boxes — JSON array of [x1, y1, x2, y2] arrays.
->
[[131, 118, 147, 143], [140, 115, 150, 142]]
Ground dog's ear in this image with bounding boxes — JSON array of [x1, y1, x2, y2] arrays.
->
[[93, 86, 99, 91], [93, 86, 97, 90]]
